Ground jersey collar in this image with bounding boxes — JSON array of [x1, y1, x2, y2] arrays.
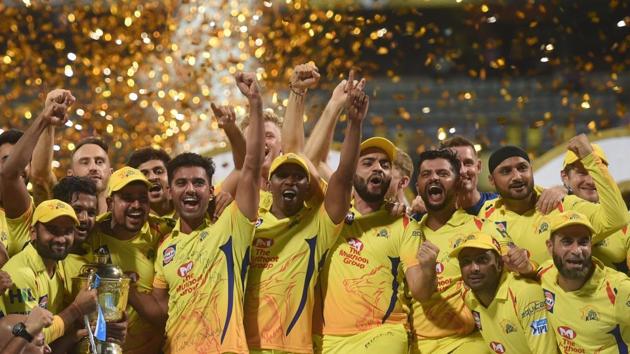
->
[[24, 242, 49, 276]]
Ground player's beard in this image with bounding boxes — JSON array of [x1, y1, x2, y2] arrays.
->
[[552, 252, 592, 280], [353, 173, 391, 204]]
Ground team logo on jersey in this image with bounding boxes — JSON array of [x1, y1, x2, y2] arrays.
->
[[472, 310, 482, 330], [253, 238, 274, 248], [38, 295, 48, 309], [501, 320, 516, 334], [377, 228, 389, 238], [344, 212, 355, 225], [347, 238, 364, 252], [163, 245, 176, 266], [538, 222, 549, 234], [255, 218, 263, 228], [177, 261, 194, 277], [489, 341, 505, 353], [581, 306, 599, 321], [530, 318, 548, 336], [557, 326, 576, 340], [543, 289, 555, 312], [199, 231, 208, 241], [125, 272, 140, 283], [435, 262, 445, 274]]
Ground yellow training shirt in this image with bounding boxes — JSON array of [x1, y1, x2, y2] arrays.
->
[[592, 224, 630, 273], [5, 199, 34, 257], [244, 198, 342, 353], [153, 203, 255, 354], [319, 205, 417, 335], [481, 153, 629, 268], [0, 243, 65, 342], [405, 209, 485, 339], [538, 258, 630, 354], [463, 271, 559, 354], [90, 213, 172, 354]]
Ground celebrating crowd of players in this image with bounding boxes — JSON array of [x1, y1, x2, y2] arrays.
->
[[0, 64, 629, 354]]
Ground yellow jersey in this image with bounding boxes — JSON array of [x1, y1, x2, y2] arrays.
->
[[463, 271, 559, 354], [405, 209, 485, 339], [58, 252, 91, 302], [0, 208, 8, 250], [481, 153, 629, 268], [5, 200, 34, 257], [538, 258, 630, 354], [153, 203, 255, 354], [89, 213, 172, 354], [592, 224, 630, 273], [319, 205, 417, 335], [0, 243, 65, 342], [244, 198, 342, 353]]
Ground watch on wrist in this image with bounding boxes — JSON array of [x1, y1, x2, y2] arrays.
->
[[11, 322, 34, 342]]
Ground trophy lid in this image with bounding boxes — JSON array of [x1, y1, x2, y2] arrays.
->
[[78, 247, 125, 279]]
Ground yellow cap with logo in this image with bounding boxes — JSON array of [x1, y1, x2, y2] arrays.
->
[[32, 199, 79, 226], [360, 137, 397, 162], [449, 232, 502, 258], [107, 166, 151, 196], [562, 143, 608, 169], [268, 153, 310, 182], [545, 211, 595, 237]]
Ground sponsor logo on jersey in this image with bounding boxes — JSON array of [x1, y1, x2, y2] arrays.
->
[[472, 310, 482, 330], [489, 341, 506, 353], [255, 218, 263, 228], [38, 295, 48, 309], [435, 262, 445, 274], [530, 318, 548, 336], [163, 245, 176, 266], [253, 238, 274, 248], [558, 326, 576, 340], [347, 238, 364, 252], [177, 261, 194, 277], [344, 212, 355, 225], [199, 231, 208, 241], [543, 289, 555, 312], [411, 230, 423, 238]]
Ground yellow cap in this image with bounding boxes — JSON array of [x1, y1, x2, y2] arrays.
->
[[32, 199, 79, 226], [107, 166, 151, 196], [449, 232, 502, 258], [543, 211, 595, 238], [360, 137, 397, 162], [562, 143, 608, 169], [268, 153, 310, 182]]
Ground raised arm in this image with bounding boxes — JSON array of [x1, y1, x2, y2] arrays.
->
[[30, 123, 58, 205], [304, 70, 365, 166], [212, 103, 246, 170], [405, 239, 440, 301], [234, 72, 265, 221], [282, 62, 320, 154], [1, 89, 74, 218], [324, 86, 366, 224]]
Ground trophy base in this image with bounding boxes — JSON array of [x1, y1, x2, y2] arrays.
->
[[73, 338, 123, 354]]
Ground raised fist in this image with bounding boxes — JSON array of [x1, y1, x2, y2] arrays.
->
[[567, 134, 594, 160], [235, 72, 261, 100], [210, 103, 236, 130], [289, 62, 321, 91]]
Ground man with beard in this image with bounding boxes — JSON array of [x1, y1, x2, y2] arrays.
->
[[539, 211, 630, 353], [244, 85, 366, 354], [88, 166, 171, 353], [318, 137, 431, 353], [127, 148, 174, 218], [66, 137, 113, 215], [0, 89, 76, 258], [483, 134, 629, 267], [128, 72, 265, 354], [403, 149, 529, 354], [0, 200, 97, 343], [560, 145, 630, 272], [452, 232, 558, 354]]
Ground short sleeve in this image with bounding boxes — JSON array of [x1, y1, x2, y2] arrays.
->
[[400, 219, 421, 272], [153, 240, 170, 290], [6, 200, 34, 257], [316, 204, 344, 255]]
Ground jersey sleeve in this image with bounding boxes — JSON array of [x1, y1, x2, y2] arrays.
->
[[5, 199, 34, 257], [514, 279, 559, 353], [227, 203, 256, 259], [567, 153, 630, 244], [316, 204, 344, 255], [153, 238, 170, 290], [0, 268, 38, 315], [400, 219, 421, 272]]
